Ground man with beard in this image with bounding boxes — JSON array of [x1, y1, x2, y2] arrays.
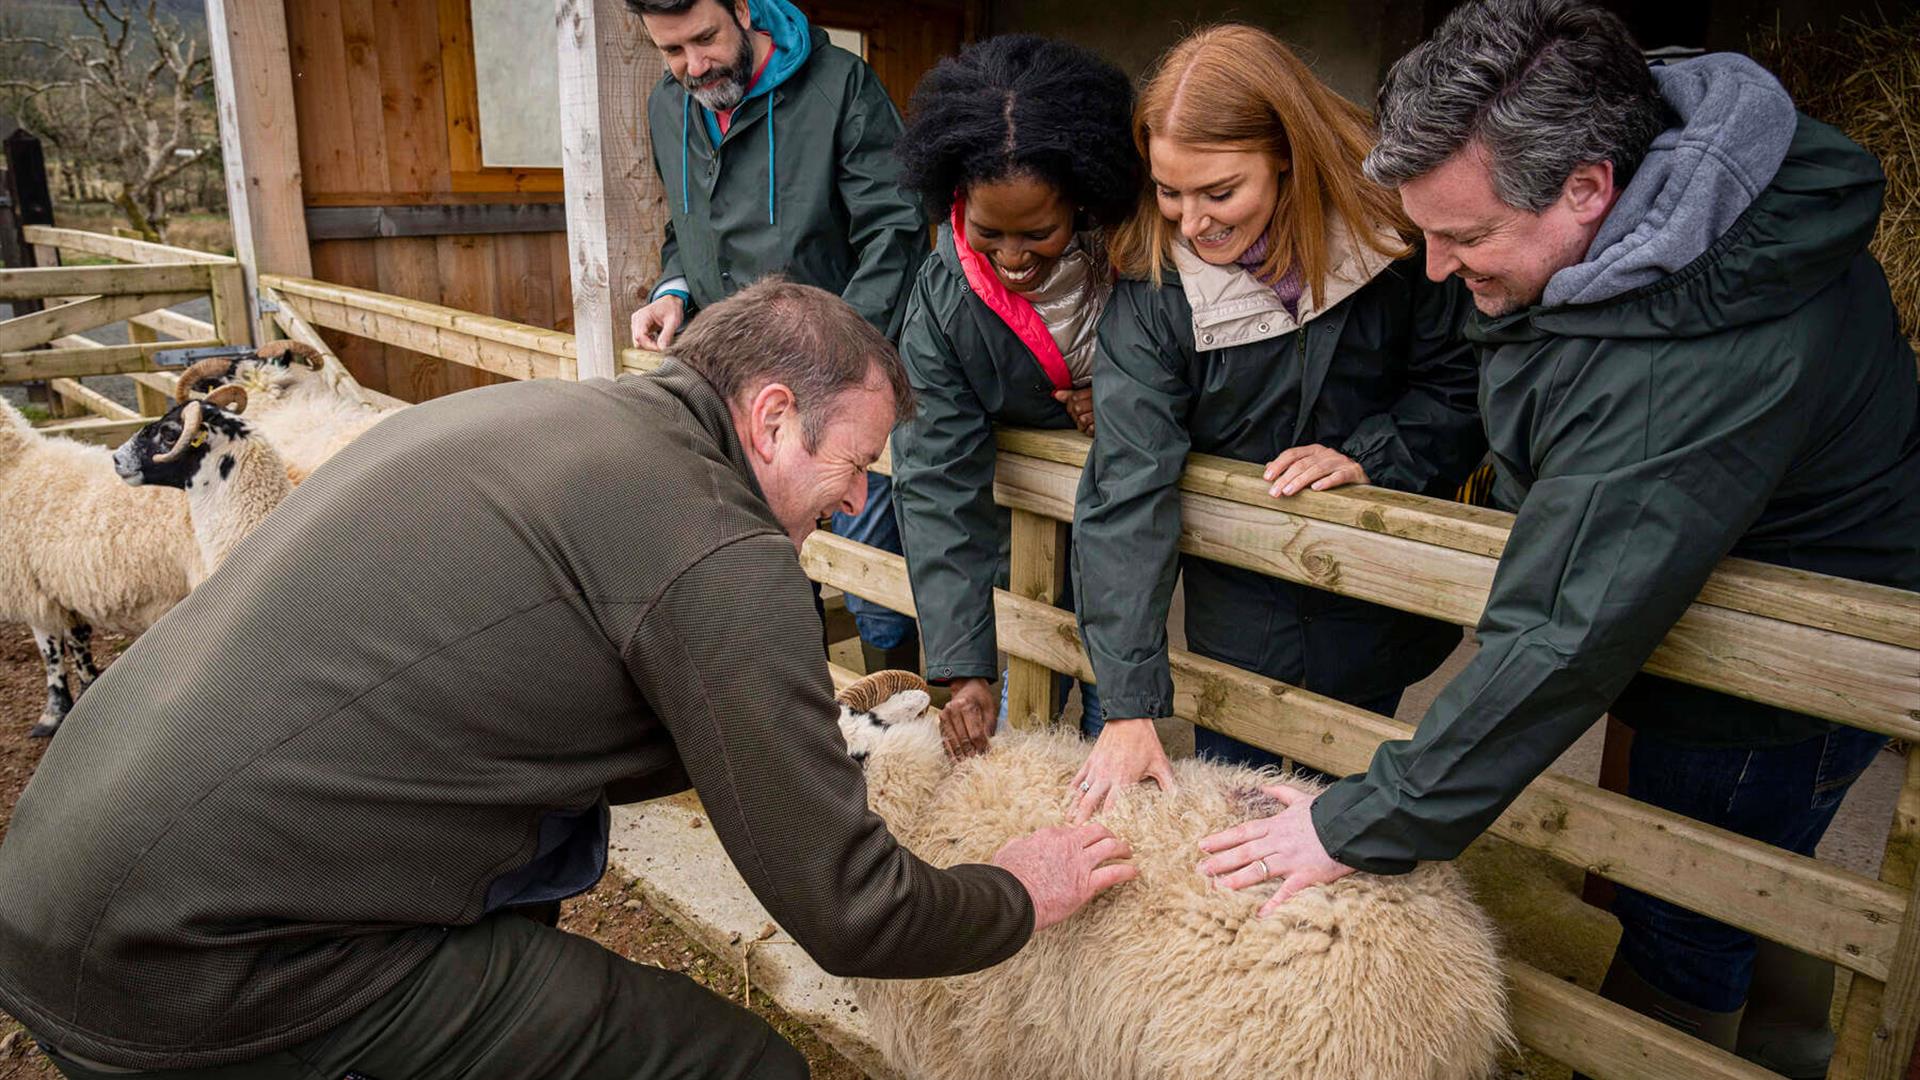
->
[[626, 0, 922, 672]]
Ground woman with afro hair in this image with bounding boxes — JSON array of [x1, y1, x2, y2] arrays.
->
[[888, 34, 1141, 756], [1067, 25, 1485, 825]]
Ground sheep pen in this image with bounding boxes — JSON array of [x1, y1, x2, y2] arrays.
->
[[835, 670, 1513, 1080]]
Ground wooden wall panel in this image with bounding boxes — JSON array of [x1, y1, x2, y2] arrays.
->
[[288, 0, 570, 402], [285, 0, 958, 400]]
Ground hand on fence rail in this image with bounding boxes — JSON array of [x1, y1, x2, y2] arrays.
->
[[631, 294, 687, 351], [1069, 717, 1178, 822], [940, 676, 996, 758], [1050, 386, 1096, 436], [1264, 442, 1370, 497], [1197, 783, 1356, 915]]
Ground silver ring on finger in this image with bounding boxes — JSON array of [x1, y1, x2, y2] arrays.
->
[[1256, 858, 1271, 879], [1080, 781, 1093, 793]]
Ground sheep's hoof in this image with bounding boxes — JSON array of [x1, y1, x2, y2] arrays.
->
[[27, 719, 60, 739]]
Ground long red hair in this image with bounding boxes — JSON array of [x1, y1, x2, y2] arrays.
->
[[1109, 24, 1411, 297]]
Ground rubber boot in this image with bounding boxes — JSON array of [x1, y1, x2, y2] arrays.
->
[[1736, 939, 1836, 1079], [1571, 954, 1744, 1080]]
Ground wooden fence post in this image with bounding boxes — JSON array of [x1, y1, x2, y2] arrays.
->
[[1833, 749, 1920, 1079], [556, 0, 669, 381], [4, 129, 55, 408], [1004, 508, 1068, 730]]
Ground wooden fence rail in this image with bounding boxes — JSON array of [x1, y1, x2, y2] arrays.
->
[[167, 265, 1920, 1080]]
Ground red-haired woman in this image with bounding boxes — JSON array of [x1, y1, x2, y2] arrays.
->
[[1069, 25, 1483, 819]]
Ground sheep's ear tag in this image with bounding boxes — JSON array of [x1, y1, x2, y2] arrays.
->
[[190, 432, 207, 448]]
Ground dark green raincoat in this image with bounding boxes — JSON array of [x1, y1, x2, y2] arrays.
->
[[1073, 232, 1485, 723], [645, 13, 923, 338], [1313, 115, 1920, 874], [890, 225, 1083, 683]]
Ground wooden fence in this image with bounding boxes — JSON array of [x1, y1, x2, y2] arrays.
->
[[0, 226, 250, 442], [53, 258, 1920, 1080]]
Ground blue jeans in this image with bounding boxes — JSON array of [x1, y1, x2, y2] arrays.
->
[[1613, 725, 1888, 1012], [831, 472, 913, 649]]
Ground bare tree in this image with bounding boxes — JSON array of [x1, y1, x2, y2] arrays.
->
[[1, 0, 216, 239]]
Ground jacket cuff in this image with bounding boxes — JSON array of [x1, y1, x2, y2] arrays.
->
[[650, 277, 691, 304], [1309, 774, 1418, 876], [1339, 418, 1431, 494], [925, 661, 999, 685]]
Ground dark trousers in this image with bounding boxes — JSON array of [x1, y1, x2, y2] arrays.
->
[[45, 912, 808, 1080], [1612, 725, 1888, 1012]]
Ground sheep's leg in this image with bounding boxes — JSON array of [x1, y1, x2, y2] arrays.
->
[[28, 627, 74, 739], [62, 624, 101, 693]]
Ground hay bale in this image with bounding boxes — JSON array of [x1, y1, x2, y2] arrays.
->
[[1750, 12, 1920, 354]]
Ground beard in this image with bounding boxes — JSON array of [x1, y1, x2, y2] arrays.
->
[[682, 29, 756, 112]]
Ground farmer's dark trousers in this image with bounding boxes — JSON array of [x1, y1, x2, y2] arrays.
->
[[43, 911, 808, 1080]]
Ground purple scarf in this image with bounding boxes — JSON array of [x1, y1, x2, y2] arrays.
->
[[1234, 236, 1304, 321]]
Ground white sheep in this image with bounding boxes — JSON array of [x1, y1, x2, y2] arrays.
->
[[174, 340, 400, 485], [835, 670, 1512, 1080], [0, 399, 204, 737], [113, 383, 292, 577]]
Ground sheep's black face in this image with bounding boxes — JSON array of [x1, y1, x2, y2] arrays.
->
[[113, 404, 248, 490]]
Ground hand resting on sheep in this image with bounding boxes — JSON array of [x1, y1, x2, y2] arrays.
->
[[836, 670, 1513, 1080]]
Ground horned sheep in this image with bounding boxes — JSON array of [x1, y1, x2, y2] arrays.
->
[[0, 399, 203, 737], [835, 670, 1513, 1080], [172, 339, 401, 485], [113, 383, 293, 579]]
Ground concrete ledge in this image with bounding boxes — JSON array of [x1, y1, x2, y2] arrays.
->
[[608, 797, 900, 1080]]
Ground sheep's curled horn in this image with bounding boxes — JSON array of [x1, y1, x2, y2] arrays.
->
[[254, 340, 324, 369], [835, 670, 930, 714], [153, 385, 248, 464], [173, 356, 240, 403]]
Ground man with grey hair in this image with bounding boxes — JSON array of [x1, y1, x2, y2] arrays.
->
[[0, 280, 1134, 1079], [1198, 1, 1919, 1074]]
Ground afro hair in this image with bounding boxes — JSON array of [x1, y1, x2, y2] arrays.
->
[[896, 35, 1142, 228]]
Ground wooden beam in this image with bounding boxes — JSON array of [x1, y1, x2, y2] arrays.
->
[[206, 0, 312, 345], [797, 531, 1910, 984], [1507, 962, 1777, 1080], [1, 339, 223, 382], [260, 286, 409, 411], [305, 203, 569, 240], [48, 378, 141, 422], [556, 0, 669, 380], [989, 453, 1920, 743], [129, 308, 216, 342], [0, 263, 209, 302], [266, 275, 575, 382], [1004, 509, 1066, 729], [35, 415, 148, 446], [620, 346, 667, 374], [19, 224, 236, 265], [997, 427, 1920, 651], [0, 291, 205, 353]]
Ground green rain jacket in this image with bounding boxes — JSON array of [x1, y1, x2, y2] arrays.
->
[[1074, 225, 1485, 721], [1313, 110, 1920, 875], [645, 0, 924, 339], [891, 225, 1086, 683]]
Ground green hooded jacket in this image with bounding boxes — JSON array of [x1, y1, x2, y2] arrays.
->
[[890, 225, 1085, 683], [645, 0, 925, 339], [1074, 227, 1485, 721], [1312, 113, 1920, 875]]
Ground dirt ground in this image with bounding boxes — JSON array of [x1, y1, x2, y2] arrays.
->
[[0, 622, 861, 1080]]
